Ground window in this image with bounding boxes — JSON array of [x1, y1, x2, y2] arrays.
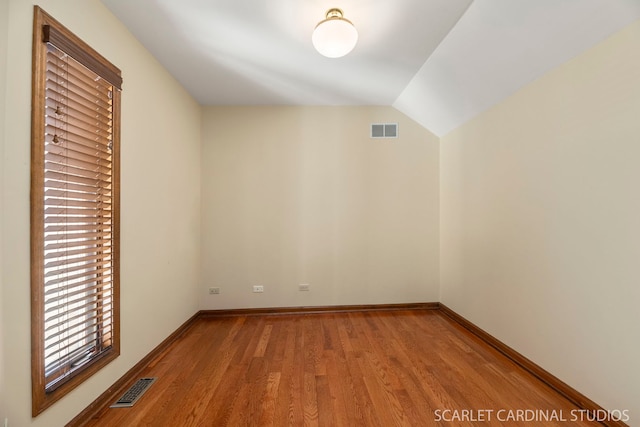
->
[[30, 6, 122, 415]]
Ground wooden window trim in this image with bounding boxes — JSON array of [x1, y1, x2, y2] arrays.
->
[[31, 6, 121, 416]]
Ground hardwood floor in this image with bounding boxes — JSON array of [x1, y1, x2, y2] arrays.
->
[[83, 310, 601, 426]]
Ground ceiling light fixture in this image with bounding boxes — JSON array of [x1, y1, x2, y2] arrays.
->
[[312, 8, 358, 58]]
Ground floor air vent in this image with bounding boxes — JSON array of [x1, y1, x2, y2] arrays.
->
[[110, 377, 157, 408]]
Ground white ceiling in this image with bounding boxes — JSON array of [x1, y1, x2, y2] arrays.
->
[[101, 0, 640, 136]]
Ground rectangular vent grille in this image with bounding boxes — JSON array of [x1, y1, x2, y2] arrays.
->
[[110, 377, 157, 408], [371, 123, 398, 139]]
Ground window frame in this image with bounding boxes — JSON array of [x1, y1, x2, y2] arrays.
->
[[30, 6, 121, 416]]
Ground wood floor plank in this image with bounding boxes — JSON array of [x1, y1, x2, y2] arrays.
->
[[82, 310, 603, 427], [258, 371, 281, 426]]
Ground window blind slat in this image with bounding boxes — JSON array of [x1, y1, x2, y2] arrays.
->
[[45, 223, 111, 232], [45, 252, 112, 266], [44, 180, 111, 195], [44, 321, 112, 356], [45, 175, 111, 194], [45, 300, 113, 337], [45, 216, 111, 227], [45, 222, 111, 233], [44, 293, 111, 321], [45, 251, 111, 269], [46, 138, 111, 162], [46, 100, 111, 127], [45, 92, 112, 129], [45, 67, 111, 108], [45, 152, 112, 175], [44, 189, 112, 203], [45, 106, 111, 141], [46, 114, 111, 139], [45, 224, 110, 235], [45, 66, 112, 102], [44, 266, 112, 287], [45, 119, 112, 146], [44, 161, 111, 182], [44, 258, 111, 278], [45, 189, 111, 204], [44, 197, 111, 209], [45, 337, 112, 378], [45, 287, 112, 309], [45, 307, 113, 345], [45, 74, 112, 110], [44, 236, 111, 251], [44, 125, 111, 153], [45, 90, 112, 127], [45, 298, 112, 328], [45, 170, 111, 189], [46, 218, 112, 227], [45, 317, 113, 354], [45, 313, 113, 347], [45, 157, 112, 178], [45, 247, 111, 265], [45, 282, 113, 309], [46, 47, 115, 90], [45, 105, 113, 135], [46, 237, 111, 251], [45, 78, 112, 112], [45, 136, 112, 163], [45, 278, 112, 303], [45, 207, 111, 222]]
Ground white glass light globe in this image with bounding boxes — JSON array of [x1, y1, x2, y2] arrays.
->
[[312, 10, 358, 58]]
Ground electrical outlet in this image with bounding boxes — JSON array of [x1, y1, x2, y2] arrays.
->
[[252, 285, 264, 293], [4, 417, 8, 427], [298, 283, 310, 291], [208, 287, 220, 295]]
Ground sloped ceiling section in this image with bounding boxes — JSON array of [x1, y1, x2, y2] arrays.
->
[[394, 0, 640, 136], [101, 0, 640, 136]]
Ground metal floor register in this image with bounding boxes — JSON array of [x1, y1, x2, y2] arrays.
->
[[110, 377, 157, 408]]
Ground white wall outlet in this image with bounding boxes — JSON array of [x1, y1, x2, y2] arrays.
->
[[298, 283, 310, 291], [208, 287, 220, 295], [252, 285, 264, 293]]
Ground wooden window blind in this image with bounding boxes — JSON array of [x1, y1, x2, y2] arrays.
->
[[31, 7, 121, 415]]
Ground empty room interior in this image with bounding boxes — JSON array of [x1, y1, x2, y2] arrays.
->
[[1, 0, 639, 426]]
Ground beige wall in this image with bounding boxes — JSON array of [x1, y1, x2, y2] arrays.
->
[[201, 106, 440, 309], [1, 1, 202, 425], [0, 0, 9, 422], [441, 19, 640, 420]]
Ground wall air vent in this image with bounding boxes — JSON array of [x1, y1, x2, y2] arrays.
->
[[371, 123, 398, 139]]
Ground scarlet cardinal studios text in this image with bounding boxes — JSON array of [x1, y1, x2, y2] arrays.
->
[[433, 409, 630, 423]]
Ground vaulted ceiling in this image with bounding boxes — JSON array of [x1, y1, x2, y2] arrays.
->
[[101, 0, 640, 136]]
